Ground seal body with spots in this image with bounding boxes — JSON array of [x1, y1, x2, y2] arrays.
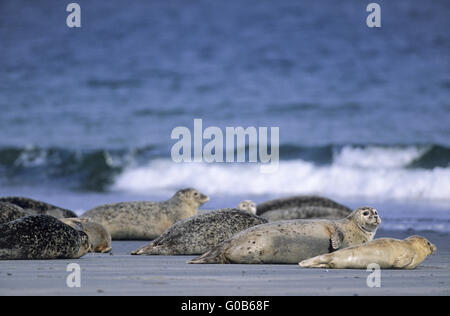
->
[[82, 188, 209, 240], [188, 207, 381, 264], [60, 218, 112, 253], [0, 215, 90, 260], [0, 197, 77, 219], [299, 236, 436, 269], [131, 208, 268, 255], [256, 195, 352, 221], [0, 202, 31, 224]]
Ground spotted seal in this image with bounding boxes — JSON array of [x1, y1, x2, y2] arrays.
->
[[188, 207, 381, 264], [256, 195, 352, 221], [81, 188, 209, 240], [131, 208, 268, 255], [0, 215, 90, 260], [300, 236, 436, 269], [0, 197, 77, 218], [0, 202, 31, 224]]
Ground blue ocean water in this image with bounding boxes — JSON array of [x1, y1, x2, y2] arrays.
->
[[0, 0, 449, 231]]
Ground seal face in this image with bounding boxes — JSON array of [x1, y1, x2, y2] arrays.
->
[[256, 195, 352, 221], [299, 235, 437, 269], [131, 208, 268, 255], [81, 188, 209, 240], [188, 207, 381, 264], [237, 200, 257, 215], [0, 197, 77, 219], [60, 218, 112, 253], [0, 215, 90, 260]]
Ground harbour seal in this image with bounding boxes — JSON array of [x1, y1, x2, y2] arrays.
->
[[60, 218, 112, 253], [131, 208, 268, 255], [237, 200, 257, 214], [0, 215, 91, 260], [299, 236, 437, 269], [188, 207, 381, 264], [0, 202, 31, 224], [256, 195, 352, 221], [0, 197, 77, 219], [81, 188, 209, 240]]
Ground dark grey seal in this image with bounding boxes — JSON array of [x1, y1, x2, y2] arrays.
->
[[131, 208, 268, 255], [256, 195, 352, 221], [0, 202, 31, 224], [0, 215, 91, 260], [0, 197, 77, 219]]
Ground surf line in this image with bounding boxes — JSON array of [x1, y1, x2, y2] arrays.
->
[[171, 119, 279, 173]]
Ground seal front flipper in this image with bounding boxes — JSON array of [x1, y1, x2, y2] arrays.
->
[[330, 229, 344, 251], [393, 253, 415, 269]]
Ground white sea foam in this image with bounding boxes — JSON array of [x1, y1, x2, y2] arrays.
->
[[333, 145, 427, 168], [113, 156, 450, 202]]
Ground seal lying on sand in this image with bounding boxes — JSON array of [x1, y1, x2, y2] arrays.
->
[[0, 215, 90, 260], [0, 202, 31, 224], [299, 236, 436, 269], [188, 207, 381, 264], [256, 195, 352, 221], [60, 218, 112, 253], [131, 209, 268, 255], [0, 197, 77, 219], [82, 188, 209, 240]]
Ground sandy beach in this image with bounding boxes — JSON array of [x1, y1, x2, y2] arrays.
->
[[0, 229, 448, 296]]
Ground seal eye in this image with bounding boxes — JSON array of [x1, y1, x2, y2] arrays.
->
[[194, 192, 199, 196], [363, 211, 369, 216]]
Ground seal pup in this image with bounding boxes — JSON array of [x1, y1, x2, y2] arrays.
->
[[0, 202, 31, 224], [0, 197, 77, 219], [256, 195, 352, 221], [237, 200, 257, 215], [131, 208, 268, 255], [60, 218, 112, 253], [299, 236, 437, 269], [188, 207, 381, 264], [82, 188, 209, 240], [0, 215, 91, 260]]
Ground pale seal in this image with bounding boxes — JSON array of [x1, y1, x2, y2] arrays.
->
[[0, 202, 31, 224], [237, 200, 257, 215], [299, 236, 437, 269], [0, 215, 91, 260], [256, 195, 352, 221], [188, 207, 381, 264], [81, 188, 209, 240], [131, 208, 268, 255], [0, 197, 77, 219], [60, 218, 112, 253]]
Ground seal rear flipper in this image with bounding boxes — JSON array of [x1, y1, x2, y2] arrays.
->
[[130, 241, 173, 255], [299, 254, 332, 268], [187, 248, 230, 264], [130, 243, 154, 255]]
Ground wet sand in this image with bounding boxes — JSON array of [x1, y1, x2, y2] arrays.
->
[[0, 230, 449, 296]]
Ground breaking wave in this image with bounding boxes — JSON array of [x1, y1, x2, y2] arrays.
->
[[1, 144, 449, 203]]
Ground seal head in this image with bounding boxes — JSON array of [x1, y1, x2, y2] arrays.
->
[[237, 200, 257, 214]]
